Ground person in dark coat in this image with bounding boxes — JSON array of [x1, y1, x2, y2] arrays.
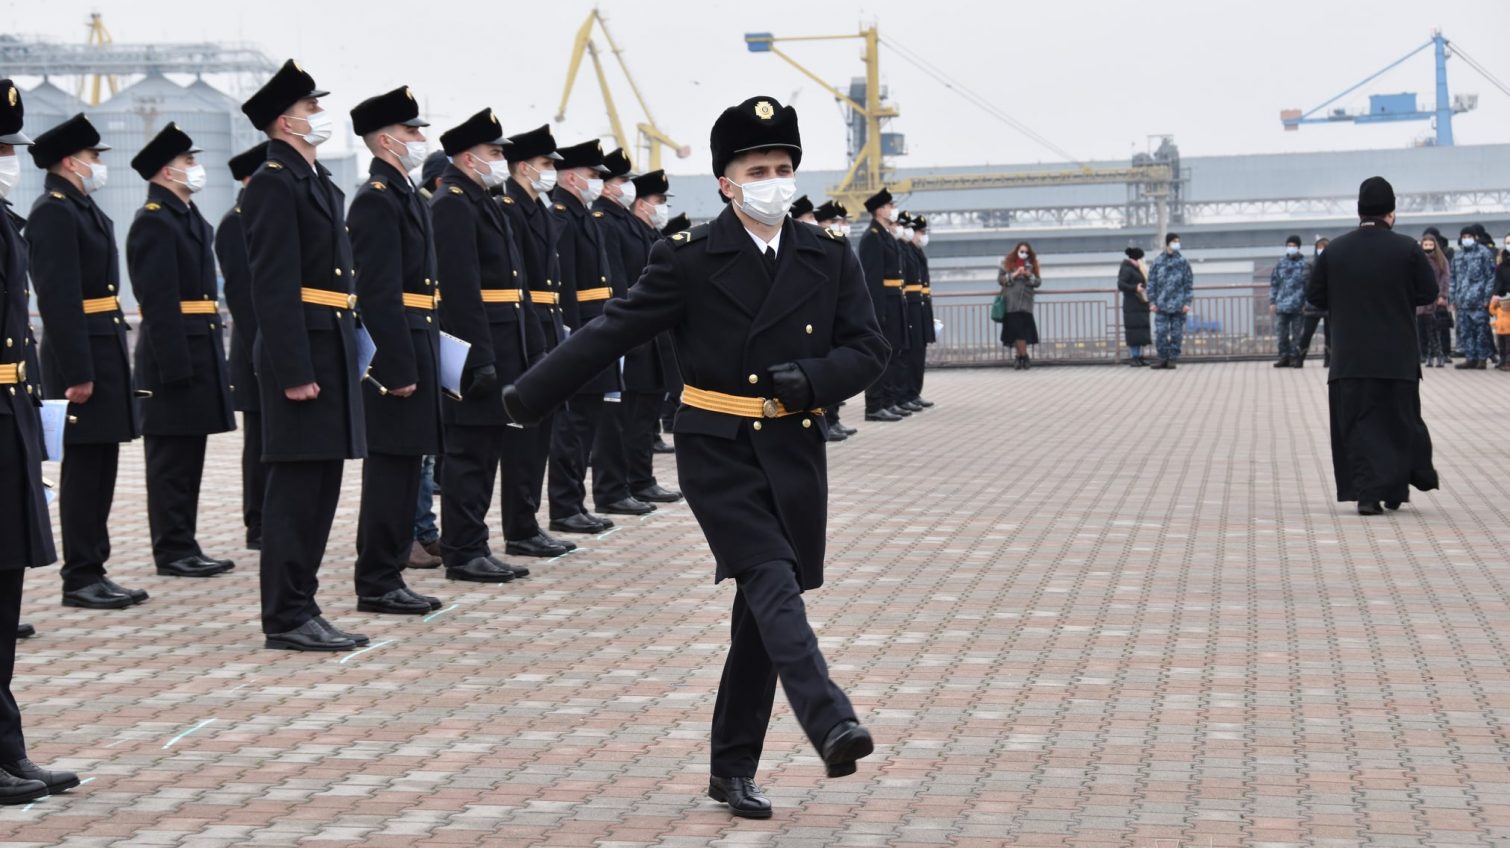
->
[[910, 215, 935, 407], [858, 188, 907, 421], [217, 142, 269, 551], [240, 60, 369, 651], [504, 95, 886, 818], [431, 108, 534, 585], [1298, 238, 1331, 368], [894, 212, 927, 409], [0, 79, 83, 805], [1306, 176, 1439, 516], [27, 113, 148, 610], [346, 87, 445, 616], [1117, 247, 1151, 365], [126, 122, 238, 580]]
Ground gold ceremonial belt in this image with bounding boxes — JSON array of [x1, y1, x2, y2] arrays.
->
[[81, 296, 120, 314], [921, 286, 932, 295], [0, 362, 24, 384], [574, 287, 611, 302], [682, 385, 823, 420], [529, 290, 561, 305], [179, 300, 218, 315], [904, 285, 924, 293], [402, 292, 437, 310], [882, 279, 904, 288], [479, 289, 523, 303], [301, 288, 357, 309]]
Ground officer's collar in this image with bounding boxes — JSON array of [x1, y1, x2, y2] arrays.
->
[[266, 139, 323, 180], [440, 164, 486, 201], [368, 157, 412, 194], [706, 205, 821, 256], [146, 181, 190, 214], [550, 186, 586, 212], [43, 171, 88, 203]]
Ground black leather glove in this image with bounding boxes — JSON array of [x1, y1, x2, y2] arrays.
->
[[766, 362, 813, 411], [465, 364, 498, 400], [501, 384, 540, 426]]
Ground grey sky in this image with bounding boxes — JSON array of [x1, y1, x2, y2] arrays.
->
[[6, 0, 1509, 176]]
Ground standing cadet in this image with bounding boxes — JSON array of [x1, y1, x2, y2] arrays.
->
[[240, 60, 369, 651], [814, 200, 861, 441], [894, 212, 925, 413], [217, 142, 269, 552], [505, 96, 884, 817], [27, 113, 147, 609], [911, 214, 935, 407], [859, 188, 907, 422], [1147, 232, 1194, 369], [126, 123, 238, 580], [790, 195, 815, 224], [0, 78, 82, 805], [662, 212, 690, 237], [431, 108, 532, 584], [347, 86, 445, 615], [497, 124, 581, 548]]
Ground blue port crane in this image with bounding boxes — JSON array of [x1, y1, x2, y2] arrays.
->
[[1280, 31, 1476, 146]]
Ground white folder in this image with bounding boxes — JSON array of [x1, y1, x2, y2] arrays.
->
[[439, 331, 472, 400], [40, 399, 67, 462]]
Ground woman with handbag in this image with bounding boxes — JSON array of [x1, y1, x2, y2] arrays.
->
[[998, 242, 1042, 369], [1117, 247, 1151, 366]]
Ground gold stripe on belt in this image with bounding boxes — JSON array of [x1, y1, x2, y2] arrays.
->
[[81, 296, 120, 314], [480, 288, 523, 303], [904, 285, 924, 294], [682, 385, 808, 420], [574, 287, 611, 302], [0, 362, 24, 384], [529, 290, 560, 305], [882, 279, 904, 288], [180, 300, 218, 315], [402, 292, 437, 310], [921, 286, 932, 295], [300, 287, 357, 309]]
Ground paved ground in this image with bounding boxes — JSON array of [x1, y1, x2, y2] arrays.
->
[[4, 362, 1510, 848]]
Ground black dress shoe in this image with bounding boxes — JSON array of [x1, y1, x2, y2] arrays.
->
[[401, 586, 443, 611], [633, 484, 683, 503], [826, 428, 849, 442], [652, 437, 675, 454], [62, 582, 134, 610], [195, 554, 236, 571], [819, 720, 874, 778], [840, 424, 859, 436], [1384, 501, 1402, 511], [539, 531, 577, 551], [598, 497, 655, 516], [550, 513, 609, 534], [265, 619, 355, 652], [1274, 357, 1292, 367], [915, 398, 935, 408], [157, 556, 228, 578], [505, 534, 571, 558], [357, 588, 432, 615], [314, 615, 369, 647], [885, 405, 912, 417], [100, 577, 148, 605], [1, 758, 80, 794], [16, 623, 35, 639], [446, 556, 515, 583], [864, 409, 902, 422], [900, 399, 924, 412], [486, 555, 530, 578], [1357, 501, 1383, 516], [0, 771, 47, 805], [708, 776, 772, 819]]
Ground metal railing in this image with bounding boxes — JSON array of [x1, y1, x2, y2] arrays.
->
[[927, 284, 1282, 367]]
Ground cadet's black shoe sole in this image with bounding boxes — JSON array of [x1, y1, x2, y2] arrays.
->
[[707, 783, 773, 819], [0, 783, 49, 805], [263, 637, 353, 652]]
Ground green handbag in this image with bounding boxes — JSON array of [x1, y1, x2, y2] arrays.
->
[[989, 294, 1005, 323]]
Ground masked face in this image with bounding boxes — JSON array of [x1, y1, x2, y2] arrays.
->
[[1169, 241, 1182, 253], [471, 152, 508, 189], [617, 180, 637, 210], [1285, 246, 1299, 256], [71, 156, 108, 193], [0, 153, 20, 199], [1462, 236, 1477, 248], [581, 176, 604, 205], [917, 233, 929, 247], [385, 134, 427, 172], [526, 161, 557, 194], [727, 176, 797, 226], [170, 163, 208, 194], [649, 201, 670, 230], [284, 109, 334, 147]]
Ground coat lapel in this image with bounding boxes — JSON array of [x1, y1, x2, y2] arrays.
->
[[705, 207, 764, 318], [749, 218, 827, 337]]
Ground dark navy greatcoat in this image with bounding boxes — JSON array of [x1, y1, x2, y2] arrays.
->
[[0, 196, 55, 570], [550, 189, 620, 394], [217, 189, 259, 413]]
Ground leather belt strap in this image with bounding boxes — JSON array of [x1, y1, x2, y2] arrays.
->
[[0, 362, 24, 384], [300, 287, 357, 309], [179, 300, 218, 315], [883, 279, 903, 289], [921, 286, 932, 295], [904, 285, 924, 294], [402, 292, 437, 310], [682, 385, 825, 420], [479, 289, 523, 303], [81, 296, 120, 314], [529, 290, 560, 305], [574, 287, 611, 302]]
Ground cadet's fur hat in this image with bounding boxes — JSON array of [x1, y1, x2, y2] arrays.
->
[[709, 95, 801, 178], [228, 142, 269, 181], [1125, 246, 1145, 260], [661, 212, 690, 236], [1357, 176, 1395, 218], [350, 86, 428, 137], [556, 139, 608, 173], [440, 108, 509, 157], [789, 195, 814, 218], [131, 122, 202, 180], [602, 148, 634, 179], [504, 124, 563, 163], [864, 188, 893, 213], [241, 59, 328, 131], [631, 169, 671, 199], [814, 200, 845, 222], [30, 113, 110, 169], [0, 80, 31, 146], [912, 214, 928, 232]]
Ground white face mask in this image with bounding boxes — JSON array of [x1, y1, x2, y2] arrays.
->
[[471, 154, 508, 189], [285, 109, 334, 147], [1462, 236, 1477, 248], [616, 180, 637, 210], [73, 158, 108, 193], [729, 176, 797, 226], [1017, 250, 1029, 260], [840, 223, 853, 238], [171, 163, 207, 194], [527, 163, 557, 194], [1285, 246, 1299, 256], [899, 228, 914, 243], [649, 202, 670, 230], [385, 135, 427, 172], [1170, 241, 1182, 253], [581, 177, 604, 205], [917, 233, 929, 247], [0, 154, 19, 199]]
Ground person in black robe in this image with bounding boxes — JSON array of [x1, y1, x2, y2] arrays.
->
[[1305, 176, 1439, 516]]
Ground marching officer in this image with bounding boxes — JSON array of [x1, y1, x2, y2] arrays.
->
[[217, 142, 269, 552], [504, 96, 884, 818], [910, 214, 935, 407], [859, 188, 907, 422], [126, 123, 238, 579], [27, 113, 147, 609], [496, 123, 580, 549], [431, 108, 532, 584], [0, 78, 82, 805], [346, 86, 444, 615], [239, 60, 368, 651]]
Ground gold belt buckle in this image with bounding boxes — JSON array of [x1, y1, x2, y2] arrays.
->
[[16, 361, 25, 382], [761, 398, 779, 418], [346, 293, 358, 309]]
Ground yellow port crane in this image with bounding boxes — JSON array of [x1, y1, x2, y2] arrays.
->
[[76, 13, 120, 106], [557, 9, 691, 172]]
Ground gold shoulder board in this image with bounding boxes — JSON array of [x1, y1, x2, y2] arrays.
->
[[144, 202, 161, 211], [370, 181, 386, 191], [449, 186, 463, 195]]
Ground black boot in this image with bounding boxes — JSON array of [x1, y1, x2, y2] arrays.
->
[[1274, 356, 1291, 367], [708, 776, 772, 819]]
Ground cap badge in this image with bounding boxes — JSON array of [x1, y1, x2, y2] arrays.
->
[[7, 88, 15, 107], [489, 111, 498, 125], [404, 87, 414, 101], [754, 101, 775, 120]]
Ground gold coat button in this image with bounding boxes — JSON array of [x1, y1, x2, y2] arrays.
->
[[752, 421, 762, 431], [113, 317, 120, 324], [335, 268, 343, 276], [425, 316, 432, 323], [107, 284, 115, 292], [513, 270, 519, 277], [424, 278, 431, 285], [4, 338, 10, 348], [335, 311, 343, 318], [802, 418, 812, 428], [747, 374, 758, 384], [805, 324, 813, 334]]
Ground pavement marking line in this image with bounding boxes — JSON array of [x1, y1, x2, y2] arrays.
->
[[595, 527, 621, 541], [163, 718, 217, 750], [338, 639, 397, 664], [423, 604, 459, 623]]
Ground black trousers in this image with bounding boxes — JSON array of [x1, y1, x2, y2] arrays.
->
[[144, 434, 208, 566], [0, 569, 25, 761], [440, 423, 505, 567], [259, 459, 344, 634], [591, 397, 633, 507], [906, 309, 927, 400], [548, 394, 604, 518], [241, 411, 267, 545], [355, 452, 422, 598], [620, 391, 663, 494], [659, 392, 679, 434], [1299, 314, 1329, 354], [59, 442, 119, 591], [500, 414, 551, 541], [709, 560, 856, 778]]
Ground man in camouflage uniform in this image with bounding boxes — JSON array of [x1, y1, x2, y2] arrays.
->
[[1449, 225, 1496, 369], [1146, 232, 1194, 369], [1269, 234, 1309, 368]]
